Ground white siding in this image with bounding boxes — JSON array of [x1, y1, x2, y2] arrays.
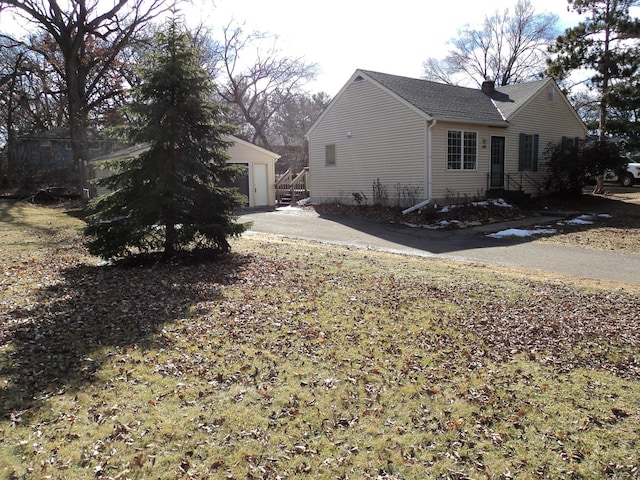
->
[[429, 121, 501, 202], [309, 76, 586, 204], [503, 82, 587, 195], [308, 78, 428, 206], [430, 82, 586, 201], [226, 140, 279, 207], [88, 137, 279, 207], [90, 164, 114, 197]]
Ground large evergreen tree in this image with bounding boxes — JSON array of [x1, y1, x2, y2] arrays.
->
[[607, 76, 640, 150], [84, 20, 247, 261], [547, 0, 640, 192]]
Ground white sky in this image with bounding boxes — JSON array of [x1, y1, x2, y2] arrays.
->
[[2, 1, 636, 96], [192, 0, 588, 95]]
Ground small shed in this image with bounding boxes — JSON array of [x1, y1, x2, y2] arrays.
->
[[89, 136, 280, 208]]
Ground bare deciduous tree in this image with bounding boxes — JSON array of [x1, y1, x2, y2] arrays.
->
[[217, 21, 318, 151], [0, 0, 178, 192], [423, 0, 559, 87]]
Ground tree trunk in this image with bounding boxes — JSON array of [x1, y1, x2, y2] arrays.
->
[[593, 1, 612, 195], [66, 55, 90, 197], [593, 88, 609, 194], [69, 109, 90, 197], [164, 222, 177, 259]]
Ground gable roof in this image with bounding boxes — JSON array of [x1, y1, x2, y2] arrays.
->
[[361, 70, 509, 126], [89, 136, 280, 163], [90, 143, 150, 162], [308, 70, 577, 137], [228, 136, 281, 160], [487, 78, 548, 119]]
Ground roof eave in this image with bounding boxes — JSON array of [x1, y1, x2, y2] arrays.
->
[[356, 70, 435, 122], [305, 69, 435, 139], [434, 116, 509, 128], [224, 135, 281, 159]]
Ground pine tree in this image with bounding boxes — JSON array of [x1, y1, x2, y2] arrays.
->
[[547, 0, 640, 192], [84, 20, 247, 261]]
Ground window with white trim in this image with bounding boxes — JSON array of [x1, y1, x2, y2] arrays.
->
[[448, 130, 477, 170]]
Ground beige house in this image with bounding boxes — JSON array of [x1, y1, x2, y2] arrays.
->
[[89, 136, 280, 208], [306, 70, 587, 209]]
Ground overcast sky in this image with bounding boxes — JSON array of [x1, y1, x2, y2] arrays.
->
[[2, 1, 636, 96], [194, 0, 590, 95]]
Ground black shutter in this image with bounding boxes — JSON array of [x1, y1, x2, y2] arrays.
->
[[518, 133, 526, 171]]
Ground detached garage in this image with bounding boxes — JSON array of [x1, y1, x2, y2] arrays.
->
[[89, 135, 280, 208], [225, 136, 280, 208]]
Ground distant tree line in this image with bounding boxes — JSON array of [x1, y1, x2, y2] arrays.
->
[[0, 1, 329, 192]]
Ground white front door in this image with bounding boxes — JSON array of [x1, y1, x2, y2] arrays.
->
[[253, 163, 269, 206]]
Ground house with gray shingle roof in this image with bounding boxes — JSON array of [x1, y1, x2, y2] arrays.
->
[[306, 69, 587, 208]]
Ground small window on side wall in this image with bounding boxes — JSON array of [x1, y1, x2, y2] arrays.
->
[[325, 144, 336, 166]]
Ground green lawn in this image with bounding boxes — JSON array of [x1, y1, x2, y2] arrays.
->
[[1, 201, 639, 479]]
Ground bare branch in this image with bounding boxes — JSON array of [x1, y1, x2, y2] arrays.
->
[[216, 21, 318, 149], [424, 0, 559, 86]]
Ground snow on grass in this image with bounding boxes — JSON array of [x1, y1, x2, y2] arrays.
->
[[438, 198, 511, 213], [557, 214, 595, 225], [401, 220, 460, 229], [488, 227, 557, 238], [488, 213, 614, 239], [276, 205, 304, 212], [556, 213, 611, 225]]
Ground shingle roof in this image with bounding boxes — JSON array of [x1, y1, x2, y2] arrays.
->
[[487, 79, 548, 119], [360, 70, 544, 126]]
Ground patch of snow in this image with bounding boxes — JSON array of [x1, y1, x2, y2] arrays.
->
[[488, 198, 512, 208], [557, 214, 594, 225], [274, 205, 306, 214], [488, 227, 557, 238], [439, 198, 512, 213], [297, 197, 311, 206], [401, 219, 456, 229], [471, 198, 512, 208], [425, 220, 456, 229]]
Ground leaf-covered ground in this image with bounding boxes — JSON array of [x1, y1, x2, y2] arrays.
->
[[1, 201, 639, 479], [534, 188, 640, 255]]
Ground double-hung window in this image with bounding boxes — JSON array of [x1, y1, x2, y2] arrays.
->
[[448, 130, 477, 170], [518, 133, 539, 171]]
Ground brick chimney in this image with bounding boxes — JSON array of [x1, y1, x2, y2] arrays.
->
[[481, 80, 496, 94]]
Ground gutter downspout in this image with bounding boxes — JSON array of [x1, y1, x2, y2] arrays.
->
[[403, 118, 436, 215]]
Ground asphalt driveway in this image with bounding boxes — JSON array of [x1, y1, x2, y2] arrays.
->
[[239, 207, 640, 286]]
